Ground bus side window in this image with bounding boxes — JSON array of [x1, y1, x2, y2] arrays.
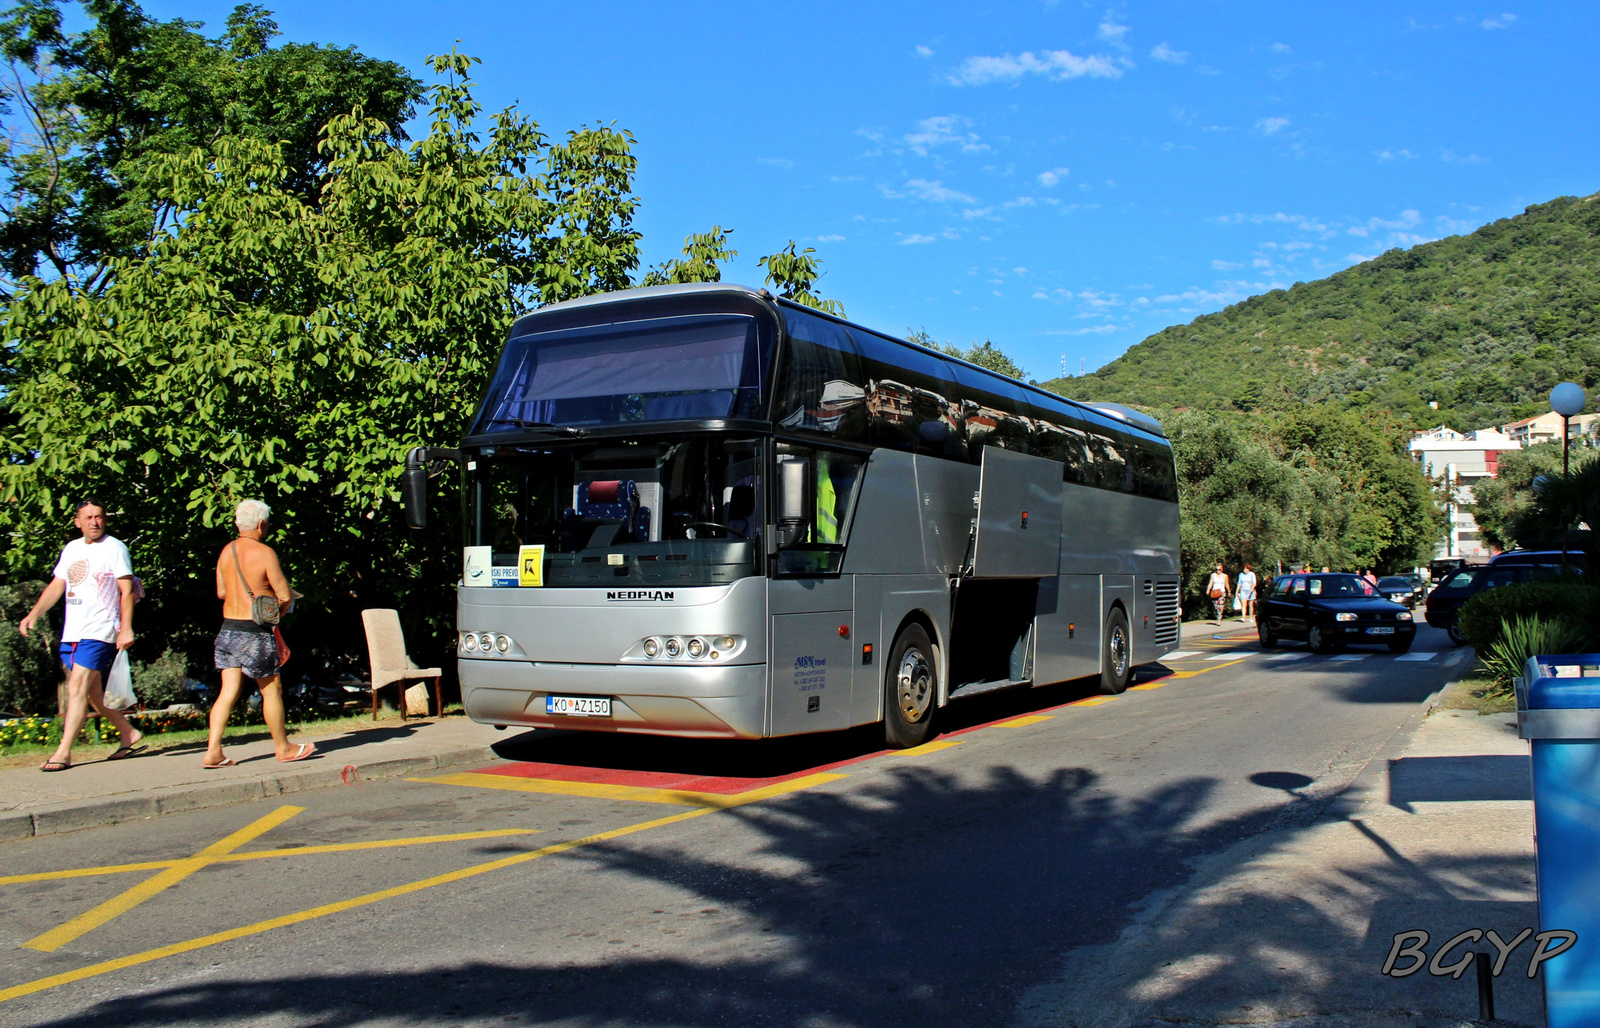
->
[[776, 310, 868, 442], [775, 445, 866, 574]]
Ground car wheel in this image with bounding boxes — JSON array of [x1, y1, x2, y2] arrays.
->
[[1387, 638, 1413, 654], [884, 624, 936, 749], [1099, 607, 1134, 695], [1258, 618, 1278, 649], [1308, 625, 1334, 654], [1446, 610, 1469, 647]]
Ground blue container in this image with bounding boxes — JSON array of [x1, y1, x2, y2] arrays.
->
[[1519, 654, 1600, 1028]]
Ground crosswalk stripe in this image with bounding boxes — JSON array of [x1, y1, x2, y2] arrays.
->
[[1263, 652, 1310, 661], [1164, 650, 1200, 660], [1204, 651, 1251, 661], [1395, 651, 1438, 662], [1331, 653, 1368, 661]]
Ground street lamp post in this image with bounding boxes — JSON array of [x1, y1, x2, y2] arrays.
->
[[1548, 382, 1587, 568]]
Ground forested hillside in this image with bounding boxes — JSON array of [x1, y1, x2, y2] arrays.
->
[[1044, 193, 1600, 430]]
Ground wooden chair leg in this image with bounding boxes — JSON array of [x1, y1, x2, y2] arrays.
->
[[372, 686, 378, 722], [398, 681, 407, 722], [433, 679, 442, 718]]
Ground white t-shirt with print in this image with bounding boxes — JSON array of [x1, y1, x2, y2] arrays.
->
[[52, 536, 134, 643]]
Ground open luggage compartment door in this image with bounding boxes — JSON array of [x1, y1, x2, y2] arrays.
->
[[969, 447, 1063, 578]]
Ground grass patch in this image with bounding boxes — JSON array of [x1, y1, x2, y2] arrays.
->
[[0, 707, 465, 769], [1436, 667, 1516, 716]]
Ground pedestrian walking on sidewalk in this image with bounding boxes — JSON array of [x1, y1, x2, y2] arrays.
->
[[1236, 563, 1258, 622], [18, 500, 145, 771], [203, 499, 315, 768], [1206, 563, 1231, 625]]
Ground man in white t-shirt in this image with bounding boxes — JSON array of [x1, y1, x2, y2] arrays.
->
[[19, 499, 143, 771]]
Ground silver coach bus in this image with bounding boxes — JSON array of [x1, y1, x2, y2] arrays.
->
[[402, 283, 1180, 748]]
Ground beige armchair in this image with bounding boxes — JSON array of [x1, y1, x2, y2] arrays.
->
[[361, 608, 443, 721]]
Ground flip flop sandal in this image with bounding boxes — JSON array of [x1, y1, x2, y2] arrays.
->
[[276, 743, 316, 763], [40, 759, 71, 772], [107, 744, 147, 760], [201, 757, 238, 769]]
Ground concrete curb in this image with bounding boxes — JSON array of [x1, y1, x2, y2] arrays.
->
[[7, 744, 501, 840]]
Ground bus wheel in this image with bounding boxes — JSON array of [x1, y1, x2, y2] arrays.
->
[[1100, 608, 1133, 695], [885, 624, 936, 748]]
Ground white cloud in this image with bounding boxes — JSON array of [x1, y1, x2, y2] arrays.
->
[[815, 234, 846, 242], [915, 44, 935, 58], [1037, 166, 1071, 187], [1271, 42, 1292, 54], [902, 178, 977, 204], [1346, 252, 1377, 264], [949, 50, 1122, 86], [902, 115, 987, 155], [1255, 116, 1290, 135], [1042, 324, 1121, 335], [1098, 19, 1130, 46], [1149, 42, 1187, 63], [1212, 259, 1243, 270], [1441, 149, 1486, 164], [1374, 149, 1418, 161], [899, 234, 938, 245], [1003, 196, 1038, 209], [1436, 215, 1476, 234], [962, 207, 994, 220], [1481, 12, 1516, 28], [1215, 212, 1329, 233]]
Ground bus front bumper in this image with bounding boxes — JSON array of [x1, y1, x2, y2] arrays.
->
[[459, 659, 768, 739]]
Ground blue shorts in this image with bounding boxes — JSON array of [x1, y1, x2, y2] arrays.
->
[[61, 639, 118, 676]]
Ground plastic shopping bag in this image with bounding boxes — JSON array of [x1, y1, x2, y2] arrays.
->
[[1231, 593, 1241, 612], [103, 650, 137, 710]]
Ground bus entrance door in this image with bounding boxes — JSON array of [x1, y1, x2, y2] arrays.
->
[[768, 579, 853, 736]]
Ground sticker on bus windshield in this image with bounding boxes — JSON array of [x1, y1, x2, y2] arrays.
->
[[462, 546, 492, 587], [490, 567, 518, 587], [518, 545, 545, 587]]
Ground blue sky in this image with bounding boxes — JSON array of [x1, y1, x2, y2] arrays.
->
[[137, 1, 1600, 378]]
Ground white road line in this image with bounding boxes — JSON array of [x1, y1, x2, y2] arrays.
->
[[1331, 653, 1368, 661], [1263, 652, 1311, 661], [1164, 651, 1201, 660], [1395, 651, 1439, 662], [1204, 651, 1252, 661]]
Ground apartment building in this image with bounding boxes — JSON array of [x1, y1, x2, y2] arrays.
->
[[1407, 425, 1521, 559]]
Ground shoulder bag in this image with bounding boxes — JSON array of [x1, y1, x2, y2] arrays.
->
[[231, 542, 281, 626]]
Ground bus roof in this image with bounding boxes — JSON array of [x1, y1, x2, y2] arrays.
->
[[510, 283, 1167, 440]]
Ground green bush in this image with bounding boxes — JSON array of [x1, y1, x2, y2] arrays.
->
[[1456, 581, 1599, 655], [1481, 614, 1593, 690], [132, 648, 192, 710], [0, 581, 60, 716]]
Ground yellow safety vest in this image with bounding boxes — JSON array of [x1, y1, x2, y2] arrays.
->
[[817, 455, 839, 543]]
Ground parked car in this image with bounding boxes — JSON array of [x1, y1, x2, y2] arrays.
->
[[1489, 549, 1587, 571], [1423, 562, 1577, 645], [1258, 573, 1417, 654], [1377, 575, 1420, 608]]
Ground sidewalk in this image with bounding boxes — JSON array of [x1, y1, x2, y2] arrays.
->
[[0, 715, 511, 841], [1180, 616, 1261, 645], [1023, 681, 1540, 1028]]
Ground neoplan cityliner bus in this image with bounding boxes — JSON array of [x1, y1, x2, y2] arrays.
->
[[403, 283, 1180, 748]]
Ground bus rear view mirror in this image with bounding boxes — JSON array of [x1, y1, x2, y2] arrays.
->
[[402, 467, 429, 530], [777, 457, 813, 546]]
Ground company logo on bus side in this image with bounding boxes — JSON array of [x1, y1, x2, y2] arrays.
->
[[606, 590, 676, 601]]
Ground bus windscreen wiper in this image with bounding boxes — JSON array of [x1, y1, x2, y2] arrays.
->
[[489, 418, 586, 437]]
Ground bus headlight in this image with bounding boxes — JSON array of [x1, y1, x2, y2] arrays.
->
[[716, 636, 736, 651], [687, 637, 706, 658], [496, 634, 511, 653], [479, 632, 495, 651], [626, 634, 744, 661], [642, 637, 661, 658], [461, 632, 478, 652], [664, 637, 682, 658]]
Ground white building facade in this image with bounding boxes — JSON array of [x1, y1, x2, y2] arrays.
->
[[1407, 425, 1522, 559]]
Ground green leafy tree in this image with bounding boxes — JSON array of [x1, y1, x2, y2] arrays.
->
[[0, 0, 422, 299], [1507, 457, 1600, 567], [1467, 442, 1596, 550], [907, 329, 1028, 380], [759, 240, 843, 316], [0, 50, 643, 669], [642, 226, 736, 286]]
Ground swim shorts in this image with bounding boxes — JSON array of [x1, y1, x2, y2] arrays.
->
[[60, 639, 118, 675], [214, 619, 282, 680]]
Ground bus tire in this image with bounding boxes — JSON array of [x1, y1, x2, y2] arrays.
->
[[1099, 607, 1133, 695], [884, 624, 937, 749]]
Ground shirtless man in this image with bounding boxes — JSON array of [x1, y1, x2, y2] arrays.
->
[[204, 499, 314, 767]]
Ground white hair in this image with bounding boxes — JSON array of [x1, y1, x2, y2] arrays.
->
[[235, 499, 272, 532]]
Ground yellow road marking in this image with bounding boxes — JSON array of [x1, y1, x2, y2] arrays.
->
[[0, 806, 713, 1004], [0, 829, 538, 887], [994, 714, 1054, 727], [1128, 681, 1168, 691], [1170, 659, 1245, 679], [418, 771, 847, 809], [1068, 696, 1116, 706], [891, 739, 962, 756], [23, 805, 304, 953]]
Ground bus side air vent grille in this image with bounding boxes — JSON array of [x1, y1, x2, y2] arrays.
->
[[1153, 581, 1180, 647]]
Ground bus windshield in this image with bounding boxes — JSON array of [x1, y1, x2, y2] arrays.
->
[[466, 436, 763, 588], [471, 314, 766, 434]]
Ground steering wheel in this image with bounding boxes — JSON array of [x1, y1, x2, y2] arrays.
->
[[687, 521, 734, 534]]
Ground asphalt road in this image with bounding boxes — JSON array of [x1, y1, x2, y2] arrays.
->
[[0, 624, 1467, 1028]]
